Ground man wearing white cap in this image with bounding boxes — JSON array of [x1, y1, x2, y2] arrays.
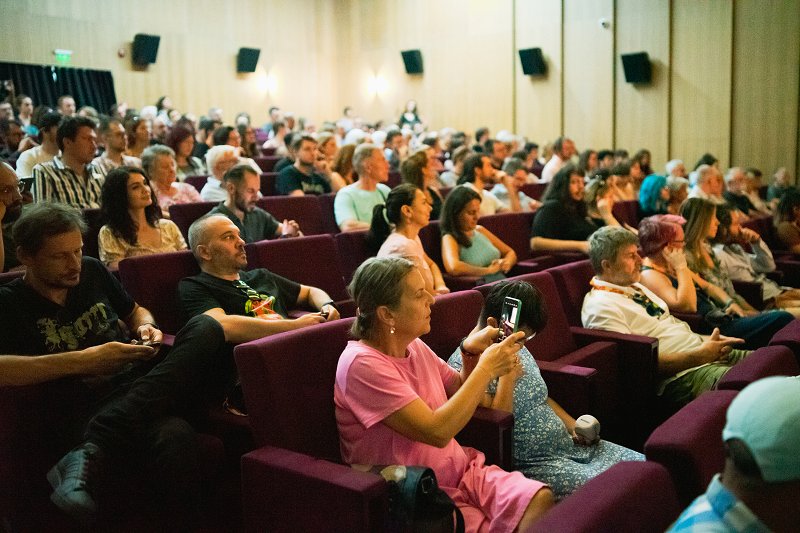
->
[[668, 376, 800, 532]]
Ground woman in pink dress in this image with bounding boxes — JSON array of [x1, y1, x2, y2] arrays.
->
[[335, 256, 554, 532], [142, 145, 202, 218]]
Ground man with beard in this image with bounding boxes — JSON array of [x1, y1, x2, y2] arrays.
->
[[1, 161, 24, 271], [276, 135, 331, 196], [208, 164, 302, 242]]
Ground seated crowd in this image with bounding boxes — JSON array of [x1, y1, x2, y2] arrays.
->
[[1, 92, 799, 530]]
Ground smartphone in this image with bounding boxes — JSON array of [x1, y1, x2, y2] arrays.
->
[[499, 296, 522, 340]]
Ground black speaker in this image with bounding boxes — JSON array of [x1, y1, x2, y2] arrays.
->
[[237, 48, 260, 73], [518, 48, 547, 76], [621, 52, 651, 83], [401, 50, 424, 75], [132, 34, 160, 65]]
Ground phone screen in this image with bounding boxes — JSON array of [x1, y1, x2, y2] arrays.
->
[[500, 296, 522, 340]]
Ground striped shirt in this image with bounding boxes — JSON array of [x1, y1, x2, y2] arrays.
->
[[32, 156, 105, 209], [668, 474, 770, 532], [91, 152, 142, 177]]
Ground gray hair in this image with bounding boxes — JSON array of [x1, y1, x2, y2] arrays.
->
[[695, 164, 718, 185], [141, 144, 176, 175], [352, 143, 380, 176], [348, 256, 416, 340], [588, 226, 639, 274], [666, 175, 690, 192], [665, 159, 684, 176], [204, 144, 238, 174], [724, 166, 744, 184]]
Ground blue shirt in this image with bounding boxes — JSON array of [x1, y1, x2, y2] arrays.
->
[[668, 474, 770, 533]]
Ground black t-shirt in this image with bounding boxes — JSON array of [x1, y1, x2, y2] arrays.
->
[[0, 257, 134, 355], [276, 165, 331, 195], [273, 157, 294, 173], [723, 192, 756, 215], [531, 200, 599, 241], [179, 269, 301, 324]]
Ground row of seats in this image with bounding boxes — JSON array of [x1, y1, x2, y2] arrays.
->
[[235, 275, 800, 532]]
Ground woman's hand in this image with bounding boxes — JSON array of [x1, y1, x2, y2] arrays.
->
[[461, 323, 500, 356], [476, 331, 525, 380], [725, 302, 746, 317], [662, 247, 688, 272], [485, 259, 502, 275], [596, 196, 614, 217], [499, 256, 514, 273]]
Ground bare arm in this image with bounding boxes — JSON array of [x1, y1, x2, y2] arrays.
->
[[0, 343, 158, 387], [547, 397, 576, 433], [382, 332, 525, 447], [441, 234, 502, 277], [339, 220, 371, 232], [639, 268, 696, 313], [298, 285, 341, 321], [289, 189, 305, 197], [658, 328, 743, 376], [203, 307, 325, 344], [478, 226, 517, 272], [530, 236, 589, 253], [424, 254, 449, 294]]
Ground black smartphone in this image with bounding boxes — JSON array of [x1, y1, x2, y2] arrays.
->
[[499, 296, 522, 340]]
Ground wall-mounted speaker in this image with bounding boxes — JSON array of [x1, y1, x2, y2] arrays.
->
[[401, 50, 424, 75], [132, 34, 160, 65], [237, 48, 261, 73], [518, 48, 547, 76], [621, 52, 651, 84]]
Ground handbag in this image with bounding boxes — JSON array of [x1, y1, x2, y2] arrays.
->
[[373, 465, 465, 533]]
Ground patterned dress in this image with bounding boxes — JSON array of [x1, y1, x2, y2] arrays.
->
[[449, 346, 643, 500]]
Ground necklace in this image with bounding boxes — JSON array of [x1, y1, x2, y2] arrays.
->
[[589, 279, 665, 317]]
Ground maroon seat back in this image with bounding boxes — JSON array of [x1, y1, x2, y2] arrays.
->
[[418, 221, 443, 269], [318, 193, 339, 234], [528, 461, 681, 533], [184, 175, 208, 193], [234, 318, 356, 461], [118, 250, 200, 334], [334, 230, 374, 282], [256, 195, 325, 235], [644, 390, 738, 505], [547, 259, 595, 327], [717, 345, 799, 390], [244, 234, 349, 301], [420, 290, 485, 359], [253, 156, 281, 173], [519, 182, 548, 200], [259, 172, 277, 196], [82, 208, 104, 259], [611, 200, 641, 228], [168, 201, 217, 240], [478, 211, 535, 261]]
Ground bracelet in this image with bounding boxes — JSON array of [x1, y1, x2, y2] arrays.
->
[[459, 337, 481, 358], [321, 300, 336, 310]]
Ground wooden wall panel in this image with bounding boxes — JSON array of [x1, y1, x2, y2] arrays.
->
[[614, 0, 670, 172], [563, 0, 614, 154], [670, 0, 733, 170], [731, 0, 800, 179], [514, 0, 562, 146]]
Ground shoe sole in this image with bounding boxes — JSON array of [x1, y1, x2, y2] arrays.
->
[[47, 464, 97, 524]]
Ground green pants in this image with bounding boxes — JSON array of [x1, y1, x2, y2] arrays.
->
[[661, 349, 751, 405]]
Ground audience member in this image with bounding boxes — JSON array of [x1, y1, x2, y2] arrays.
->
[[200, 145, 239, 202], [449, 280, 643, 500], [209, 164, 300, 243], [693, 153, 719, 171], [124, 116, 151, 158], [262, 120, 288, 156], [666, 175, 690, 215], [540, 136, 576, 183], [32, 116, 104, 209], [689, 164, 726, 205], [276, 135, 331, 196], [530, 164, 595, 254], [723, 167, 757, 216], [584, 170, 625, 229], [15, 111, 61, 178], [665, 159, 687, 179], [334, 143, 391, 232], [492, 157, 541, 212], [582, 225, 750, 405], [767, 167, 794, 205], [142, 145, 201, 217], [93, 117, 141, 175], [439, 145, 469, 188], [150, 115, 168, 145], [57, 95, 76, 116], [98, 166, 187, 268], [166, 126, 206, 179], [272, 131, 297, 172], [485, 138, 508, 170], [383, 129, 404, 172], [458, 152, 520, 215], [668, 376, 800, 533], [400, 149, 443, 219], [712, 204, 800, 316], [191, 118, 218, 161], [639, 174, 670, 218], [610, 161, 635, 201], [0, 202, 227, 526], [330, 143, 356, 189], [15, 94, 33, 128], [336, 256, 554, 531], [237, 123, 258, 158], [633, 149, 653, 176], [775, 188, 800, 253], [597, 149, 614, 169], [0, 161, 23, 271], [441, 186, 517, 284], [577, 149, 598, 180], [743, 167, 771, 215]]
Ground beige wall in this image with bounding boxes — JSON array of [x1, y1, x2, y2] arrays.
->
[[1, 0, 798, 178]]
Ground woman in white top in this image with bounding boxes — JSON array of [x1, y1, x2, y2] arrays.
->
[[98, 166, 187, 268], [368, 183, 449, 294]]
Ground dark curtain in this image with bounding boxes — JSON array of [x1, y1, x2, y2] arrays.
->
[[0, 61, 117, 115]]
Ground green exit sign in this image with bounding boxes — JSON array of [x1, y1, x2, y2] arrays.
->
[[54, 49, 73, 65]]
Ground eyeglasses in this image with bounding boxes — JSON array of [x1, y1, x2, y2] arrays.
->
[[0, 182, 25, 195]]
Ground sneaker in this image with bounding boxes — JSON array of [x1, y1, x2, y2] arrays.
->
[[47, 442, 104, 523]]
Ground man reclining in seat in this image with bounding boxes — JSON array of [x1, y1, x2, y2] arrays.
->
[[581, 225, 750, 405], [179, 214, 341, 412], [0, 203, 228, 527]]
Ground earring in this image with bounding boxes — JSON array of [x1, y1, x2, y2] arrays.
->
[[390, 326, 395, 335]]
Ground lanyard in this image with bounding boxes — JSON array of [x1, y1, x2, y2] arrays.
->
[[589, 279, 665, 317]]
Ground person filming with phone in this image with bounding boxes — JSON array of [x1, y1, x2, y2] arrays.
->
[[448, 280, 643, 500]]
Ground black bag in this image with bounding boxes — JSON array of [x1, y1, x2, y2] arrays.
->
[[373, 465, 465, 533]]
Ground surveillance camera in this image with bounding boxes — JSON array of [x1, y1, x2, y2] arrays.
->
[[599, 18, 611, 29]]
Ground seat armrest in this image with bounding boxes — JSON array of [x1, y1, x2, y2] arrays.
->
[[509, 260, 542, 276], [537, 360, 596, 418], [241, 445, 388, 533], [457, 407, 514, 470], [671, 312, 706, 332], [775, 258, 800, 288]]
